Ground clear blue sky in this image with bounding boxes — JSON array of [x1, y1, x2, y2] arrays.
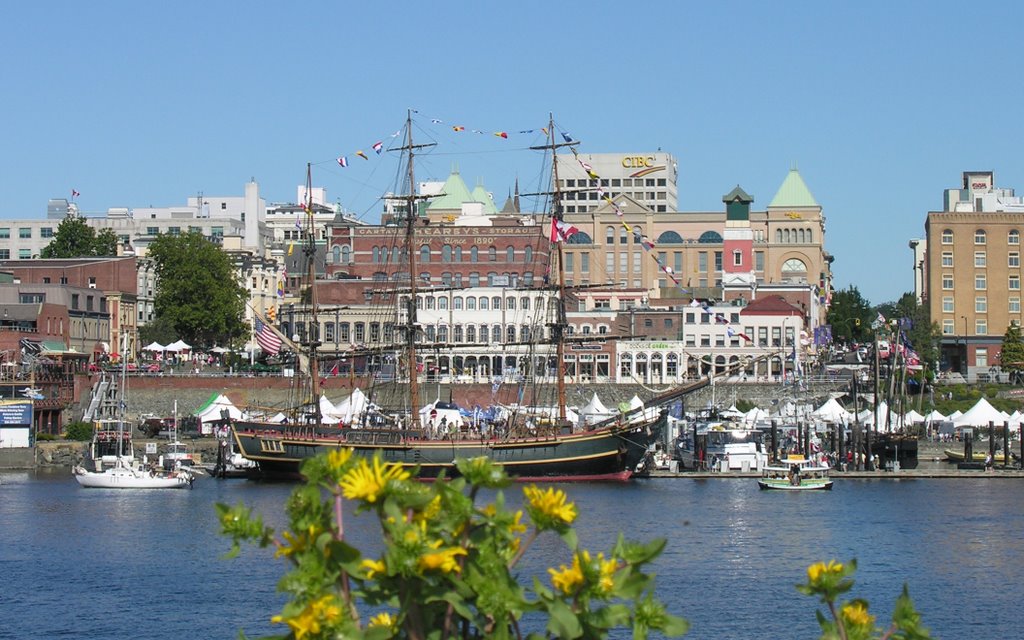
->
[[4, 1, 1024, 306]]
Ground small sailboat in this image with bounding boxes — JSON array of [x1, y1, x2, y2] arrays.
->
[[73, 338, 194, 489]]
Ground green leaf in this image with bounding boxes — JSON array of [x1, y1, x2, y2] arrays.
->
[[545, 599, 583, 639], [658, 613, 690, 637], [558, 527, 578, 551]]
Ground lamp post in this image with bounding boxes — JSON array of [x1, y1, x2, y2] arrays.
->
[[961, 315, 968, 377]]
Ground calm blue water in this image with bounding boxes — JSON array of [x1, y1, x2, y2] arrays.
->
[[2, 469, 1021, 639]]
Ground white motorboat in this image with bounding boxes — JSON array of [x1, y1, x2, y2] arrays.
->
[[757, 455, 833, 491]]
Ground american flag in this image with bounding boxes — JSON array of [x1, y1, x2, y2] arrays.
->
[[255, 317, 282, 355]]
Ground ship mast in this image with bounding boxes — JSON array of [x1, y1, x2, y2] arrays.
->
[[532, 114, 578, 422], [392, 109, 436, 429], [303, 163, 322, 428]]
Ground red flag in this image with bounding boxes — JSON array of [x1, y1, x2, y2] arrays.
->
[[330, 363, 339, 376], [71, 189, 80, 198], [494, 131, 508, 139], [452, 125, 465, 132], [549, 218, 580, 243]]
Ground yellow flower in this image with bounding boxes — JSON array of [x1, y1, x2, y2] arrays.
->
[[368, 611, 396, 629], [415, 494, 442, 523], [327, 447, 353, 472], [596, 552, 618, 594], [360, 558, 386, 579], [807, 559, 843, 583], [524, 485, 577, 526], [339, 456, 411, 503], [274, 525, 322, 558], [271, 594, 342, 640], [418, 540, 468, 574], [842, 602, 875, 627], [510, 510, 527, 534], [549, 551, 588, 595]]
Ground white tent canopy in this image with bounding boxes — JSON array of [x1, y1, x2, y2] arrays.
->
[[165, 339, 192, 352], [142, 341, 165, 352], [811, 397, 851, 423], [923, 409, 947, 424], [720, 404, 744, 418], [953, 397, 1006, 427], [903, 409, 925, 424], [318, 395, 342, 424], [947, 410, 963, 421], [857, 401, 903, 432], [742, 406, 769, 426], [333, 388, 369, 424], [628, 395, 645, 411], [579, 393, 614, 426], [194, 394, 244, 433]]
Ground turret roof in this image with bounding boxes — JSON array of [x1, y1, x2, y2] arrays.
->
[[768, 169, 818, 208]]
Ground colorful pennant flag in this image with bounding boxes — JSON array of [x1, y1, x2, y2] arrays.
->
[[71, 189, 80, 198], [494, 131, 508, 139], [356, 150, 368, 160], [452, 126, 465, 132], [337, 156, 348, 167], [372, 141, 383, 154]]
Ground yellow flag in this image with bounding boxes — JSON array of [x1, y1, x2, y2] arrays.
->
[[288, 243, 294, 256]]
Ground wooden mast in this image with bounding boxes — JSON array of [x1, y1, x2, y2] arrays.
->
[[392, 109, 435, 429], [532, 114, 578, 422], [303, 162, 322, 428]]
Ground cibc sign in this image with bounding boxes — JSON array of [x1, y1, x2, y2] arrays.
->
[[621, 156, 656, 168]]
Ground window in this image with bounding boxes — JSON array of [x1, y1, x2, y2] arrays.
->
[[438, 297, 448, 310], [941, 252, 953, 267], [442, 245, 452, 262], [632, 252, 641, 273], [1010, 230, 1020, 245], [976, 320, 987, 335], [942, 296, 954, 313], [619, 252, 627, 273], [698, 252, 707, 272], [41, 227, 53, 238], [0, 228, 8, 239], [420, 245, 430, 263], [619, 228, 628, 245], [492, 326, 502, 342], [469, 272, 480, 287], [755, 251, 764, 271], [564, 253, 574, 273], [975, 274, 987, 290], [506, 297, 515, 310], [941, 229, 953, 244], [454, 247, 463, 262], [942, 274, 954, 290], [19, 228, 31, 239], [714, 251, 723, 271], [976, 297, 987, 313], [733, 250, 742, 266], [1011, 297, 1021, 313], [506, 246, 514, 262], [488, 246, 496, 262], [1011, 275, 1021, 291], [466, 297, 476, 310], [18, 249, 31, 259], [605, 253, 614, 273], [354, 323, 365, 342], [976, 347, 988, 367], [1011, 252, 1020, 268], [492, 296, 501, 309], [168, 226, 181, 235], [975, 229, 986, 244], [453, 297, 463, 310], [942, 320, 954, 335], [975, 251, 986, 267]]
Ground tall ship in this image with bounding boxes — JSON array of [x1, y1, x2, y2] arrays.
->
[[230, 113, 708, 480]]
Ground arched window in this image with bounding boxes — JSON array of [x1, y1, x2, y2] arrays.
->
[[657, 231, 683, 244], [619, 227, 628, 245], [783, 229, 791, 243], [420, 245, 430, 263], [392, 247, 400, 263], [442, 245, 452, 262], [941, 229, 954, 244], [782, 258, 807, 272], [479, 297, 488, 310], [775, 229, 782, 243], [438, 297, 449, 310], [426, 297, 435, 310], [506, 297, 515, 310], [466, 325, 476, 343], [371, 246, 379, 263], [492, 296, 501, 309], [582, 325, 592, 335], [606, 226, 615, 245], [454, 246, 463, 262], [506, 325, 516, 343], [332, 246, 340, 263], [975, 229, 987, 244], [598, 325, 608, 335], [492, 326, 502, 342], [466, 297, 476, 310], [453, 325, 463, 342], [521, 297, 530, 310], [487, 272, 497, 286], [453, 297, 463, 310], [469, 246, 477, 262], [567, 231, 592, 244], [1010, 230, 1020, 245], [479, 324, 488, 341], [524, 246, 533, 262], [437, 325, 449, 342], [341, 246, 350, 263], [806, 229, 813, 244], [521, 325, 531, 342], [506, 246, 515, 262], [798, 229, 805, 243], [698, 231, 723, 243], [469, 272, 480, 287], [488, 246, 497, 261]]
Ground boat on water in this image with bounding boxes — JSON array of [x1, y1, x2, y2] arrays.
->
[[674, 411, 768, 472], [231, 113, 708, 481], [943, 448, 1018, 464], [203, 435, 258, 479], [757, 455, 833, 491], [73, 340, 194, 489]]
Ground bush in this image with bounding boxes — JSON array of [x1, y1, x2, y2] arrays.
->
[[36, 433, 57, 441], [64, 421, 94, 441], [219, 452, 932, 639]]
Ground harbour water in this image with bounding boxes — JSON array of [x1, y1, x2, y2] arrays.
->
[[2, 469, 1022, 639]]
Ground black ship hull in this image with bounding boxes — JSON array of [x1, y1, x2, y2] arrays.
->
[[232, 411, 666, 482]]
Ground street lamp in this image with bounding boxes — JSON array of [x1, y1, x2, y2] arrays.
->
[[961, 315, 968, 376]]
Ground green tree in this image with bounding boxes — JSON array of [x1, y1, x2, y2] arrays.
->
[[147, 231, 247, 349], [40, 216, 119, 258], [826, 286, 873, 345], [1000, 323, 1024, 384]]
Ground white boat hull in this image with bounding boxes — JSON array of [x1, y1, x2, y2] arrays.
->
[[73, 466, 191, 489], [757, 478, 833, 491]]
